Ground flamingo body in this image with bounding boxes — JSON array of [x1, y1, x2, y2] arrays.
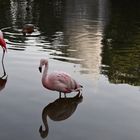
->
[[39, 59, 82, 96], [43, 71, 79, 93], [0, 30, 6, 51]]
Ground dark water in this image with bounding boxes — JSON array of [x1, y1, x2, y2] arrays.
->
[[0, 0, 140, 140]]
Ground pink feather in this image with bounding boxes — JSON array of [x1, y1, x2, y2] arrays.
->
[[0, 30, 7, 51], [39, 59, 82, 96]]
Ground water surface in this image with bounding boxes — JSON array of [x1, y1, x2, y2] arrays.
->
[[0, 0, 140, 140]]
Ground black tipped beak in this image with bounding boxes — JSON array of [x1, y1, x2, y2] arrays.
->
[[39, 67, 42, 73]]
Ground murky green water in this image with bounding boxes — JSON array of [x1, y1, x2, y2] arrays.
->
[[0, 0, 140, 140]]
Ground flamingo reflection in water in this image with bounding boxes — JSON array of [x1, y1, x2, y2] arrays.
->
[[39, 93, 83, 138]]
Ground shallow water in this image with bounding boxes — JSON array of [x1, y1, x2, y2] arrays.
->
[[0, 0, 140, 140]]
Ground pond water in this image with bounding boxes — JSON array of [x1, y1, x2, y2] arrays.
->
[[0, 0, 140, 140]]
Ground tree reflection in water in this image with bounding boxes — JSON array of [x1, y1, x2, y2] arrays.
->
[[101, 0, 140, 86]]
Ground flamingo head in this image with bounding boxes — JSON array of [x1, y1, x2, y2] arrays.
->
[[39, 59, 48, 73], [0, 37, 7, 52], [39, 125, 49, 138]]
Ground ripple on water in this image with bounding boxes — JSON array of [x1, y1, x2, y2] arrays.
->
[[1, 25, 94, 71], [1, 26, 49, 52]]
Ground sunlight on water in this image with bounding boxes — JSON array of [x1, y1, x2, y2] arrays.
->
[[64, 19, 102, 81]]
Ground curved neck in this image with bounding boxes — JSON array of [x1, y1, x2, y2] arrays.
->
[[42, 110, 49, 131], [39, 106, 49, 138], [42, 64, 48, 81]]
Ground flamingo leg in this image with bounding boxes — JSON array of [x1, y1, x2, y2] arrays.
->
[[64, 93, 66, 98], [78, 90, 80, 94], [0, 49, 6, 78], [2, 49, 5, 64], [59, 92, 61, 98]]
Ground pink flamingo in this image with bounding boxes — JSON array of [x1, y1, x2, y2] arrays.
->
[[39, 59, 83, 98], [0, 30, 7, 62]]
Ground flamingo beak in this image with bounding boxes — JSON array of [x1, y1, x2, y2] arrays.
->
[[39, 67, 42, 73]]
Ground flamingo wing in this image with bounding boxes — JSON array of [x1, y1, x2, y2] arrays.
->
[[48, 72, 77, 92]]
